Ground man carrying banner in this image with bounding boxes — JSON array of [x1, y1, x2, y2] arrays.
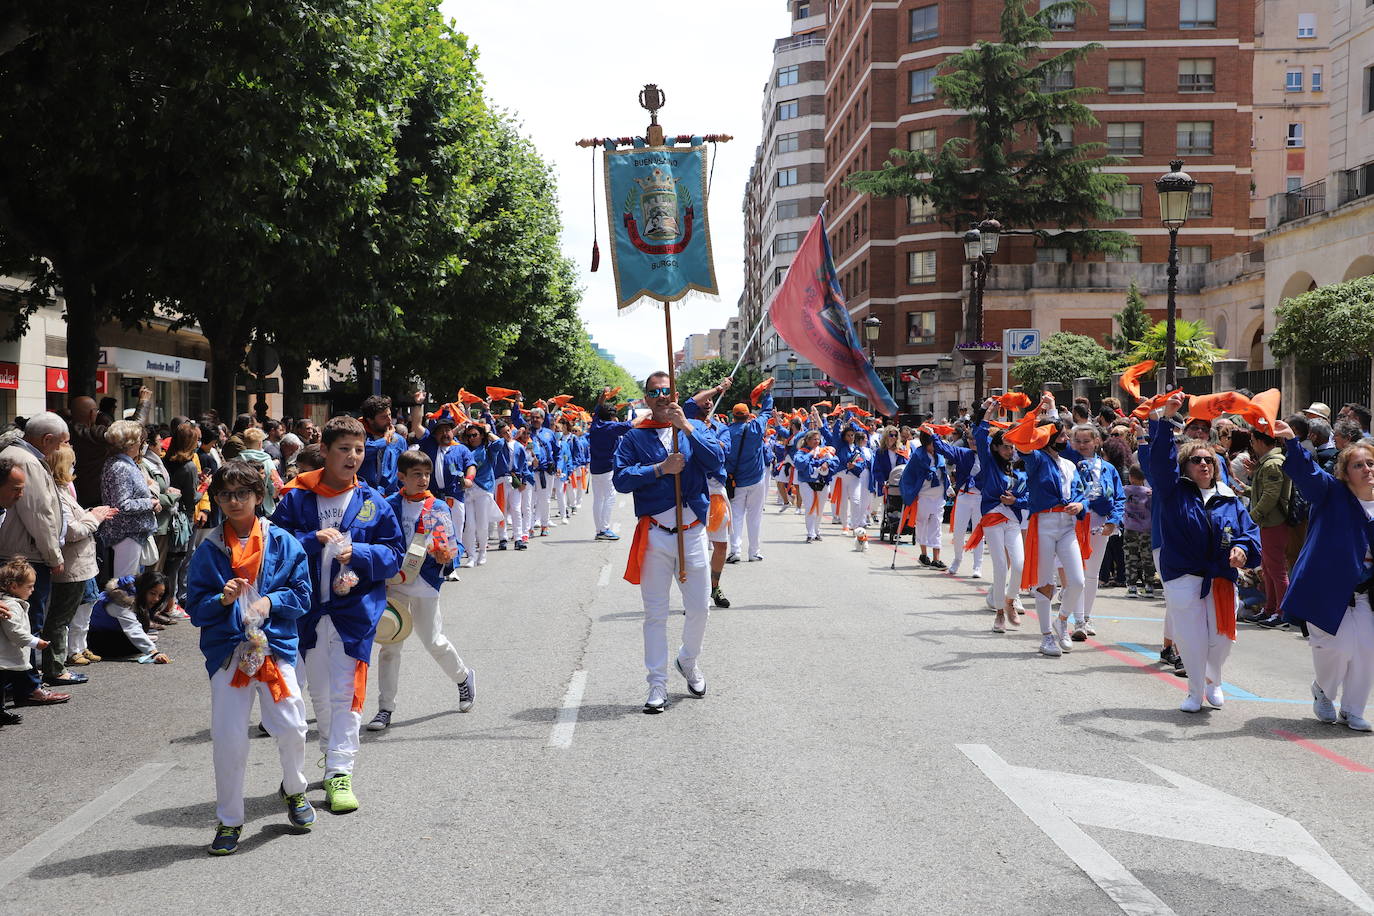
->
[[613, 372, 724, 714]]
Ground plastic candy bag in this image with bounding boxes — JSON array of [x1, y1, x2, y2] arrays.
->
[[322, 533, 359, 596], [235, 582, 268, 678], [421, 507, 458, 564]]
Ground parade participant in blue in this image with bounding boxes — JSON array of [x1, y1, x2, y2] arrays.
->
[[358, 395, 405, 496], [589, 392, 633, 541], [506, 426, 536, 550], [568, 419, 589, 517], [367, 450, 473, 734], [1273, 419, 1374, 730], [271, 416, 404, 812], [833, 423, 871, 534], [898, 426, 952, 569], [770, 427, 794, 511], [869, 426, 909, 506], [1068, 423, 1126, 642], [793, 429, 839, 544], [1147, 393, 1260, 714], [614, 371, 724, 714], [510, 399, 557, 537], [188, 460, 314, 855], [554, 417, 576, 526], [456, 421, 510, 566], [968, 400, 1029, 632], [931, 422, 984, 579], [721, 379, 776, 563], [1005, 393, 1090, 658], [819, 411, 863, 530], [414, 408, 475, 575]]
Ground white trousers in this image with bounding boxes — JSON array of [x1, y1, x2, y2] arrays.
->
[[570, 473, 584, 508], [915, 491, 944, 551], [106, 599, 156, 656], [641, 524, 709, 688], [210, 659, 307, 827], [1310, 595, 1374, 719], [376, 591, 467, 712], [728, 480, 767, 558], [462, 489, 497, 560], [303, 616, 363, 777], [984, 519, 1025, 610], [1079, 522, 1111, 621], [830, 475, 847, 523], [554, 474, 568, 518], [67, 601, 95, 654], [445, 497, 466, 551], [804, 484, 829, 538], [948, 491, 984, 573], [1031, 511, 1086, 632], [504, 485, 529, 542], [847, 471, 873, 530], [533, 477, 552, 528], [592, 471, 616, 533], [1164, 574, 1235, 703], [111, 537, 143, 578]]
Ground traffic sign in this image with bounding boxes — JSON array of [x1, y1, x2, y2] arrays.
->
[[1005, 328, 1041, 357]]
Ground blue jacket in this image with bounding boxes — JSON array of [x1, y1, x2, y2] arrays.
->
[[362, 434, 405, 495], [899, 446, 950, 505], [385, 493, 456, 593], [870, 447, 907, 494], [589, 417, 633, 475], [470, 439, 510, 493], [973, 421, 1027, 521], [933, 438, 980, 493], [423, 439, 475, 503], [1020, 446, 1085, 517], [1280, 437, 1374, 633], [1146, 419, 1260, 591], [269, 481, 405, 663], [509, 440, 535, 486], [842, 445, 871, 479], [794, 448, 840, 484], [720, 393, 775, 488], [1072, 453, 1125, 526], [613, 421, 724, 521], [187, 520, 313, 677]]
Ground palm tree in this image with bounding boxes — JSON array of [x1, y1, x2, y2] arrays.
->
[[1127, 319, 1227, 376]]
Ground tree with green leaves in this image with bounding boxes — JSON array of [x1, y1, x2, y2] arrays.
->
[[676, 358, 767, 415], [846, 0, 1133, 259], [1127, 319, 1225, 376], [1108, 280, 1152, 353], [1010, 332, 1116, 393], [1270, 275, 1374, 365]]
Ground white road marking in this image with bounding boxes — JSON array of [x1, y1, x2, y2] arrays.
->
[[597, 561, 611, 587], [959, 744, 1374, 915], [548, 670, 589, 749], [0, 760, 177, 890]]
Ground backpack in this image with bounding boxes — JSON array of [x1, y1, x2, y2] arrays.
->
[[1283, 476, 1309, 527]]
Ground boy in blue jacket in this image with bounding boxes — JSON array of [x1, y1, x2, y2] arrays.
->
[[189, 460, 314, 855], [271, 416, 404, 813], [368, 450, 473, 733]]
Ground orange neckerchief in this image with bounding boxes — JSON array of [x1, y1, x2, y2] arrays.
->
[[623, 516, 654, 585], [352, 660, 368, 712], [634, 417, 674, 429], [707, 493, 729, 532], [230, 655, 291, 702], [1004, 411, 1057, 453], [965, 512, 1010, 550], [284, 468, 357, 498], [1021, 507, 1093, 590], [402, 489, 435, 502], [1119, 360, 1156, 400], [225, 520, 264, 584], [1213, 579, 1237, 640]]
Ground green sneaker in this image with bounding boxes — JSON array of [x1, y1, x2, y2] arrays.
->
[[323, 773, 358, 813], [280, 783, 317, 830], [208, 823, 241, 856]]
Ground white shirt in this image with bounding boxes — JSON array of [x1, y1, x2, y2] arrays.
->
[[316, 490, 352, 587], [433, 444, 447, 490], [393, 497, 441, 596], [1054, 455, 1076, 502]]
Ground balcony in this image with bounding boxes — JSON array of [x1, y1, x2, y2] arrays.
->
[[774, 34, 825, 53], [983, 262, 1207, 294], [1272, 179, 1327, 226], [1340, 163, 1374, 206]]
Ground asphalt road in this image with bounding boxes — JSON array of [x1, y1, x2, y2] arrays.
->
[[4, 496, 1374, 915]]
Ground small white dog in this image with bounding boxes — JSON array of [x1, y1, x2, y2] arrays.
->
[[853, 526, 869, 552]]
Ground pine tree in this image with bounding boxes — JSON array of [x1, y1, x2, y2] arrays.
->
[[1109, 281, 1151, 352], [847, 0, 1133, 258]]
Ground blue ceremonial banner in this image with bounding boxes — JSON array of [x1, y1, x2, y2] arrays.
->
[[603, 145, 718, 309]]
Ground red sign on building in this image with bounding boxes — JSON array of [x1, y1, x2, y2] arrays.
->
[[95, 370, 108, 395], [46, 368, 69, 393], [0, 363, 17, 390]]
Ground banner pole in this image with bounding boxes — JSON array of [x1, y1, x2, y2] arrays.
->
[[663, 301, 688, 583]]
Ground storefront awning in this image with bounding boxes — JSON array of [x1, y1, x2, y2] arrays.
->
[[99, 347, 207, 382]]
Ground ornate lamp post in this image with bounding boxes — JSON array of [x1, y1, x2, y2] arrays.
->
[[787, 353, 798, 410], [863, 315, 881, 411], [960, 216, 1003, 403], [1154, 160, 1196, 391]]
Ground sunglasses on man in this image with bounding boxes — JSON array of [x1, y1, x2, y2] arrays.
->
[[645, 387, 672, 398]]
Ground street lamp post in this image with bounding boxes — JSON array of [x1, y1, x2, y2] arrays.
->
[[863, 315, 881, 412], [1154, 160, 1196, 392], [961, 216, 1002, 403], [787, 354, 798, 411]]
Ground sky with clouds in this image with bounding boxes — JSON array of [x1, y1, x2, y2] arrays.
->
[[440, 0, 790, 379]]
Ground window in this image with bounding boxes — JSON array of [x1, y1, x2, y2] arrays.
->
[[1041, 0, 1075, 29], [774, 232, 801, 254], [1041, 63, 1075, 92], [1180, 245, 1211, 264], [1287, 123, 1305, 148], [795, 0, 810, 19], [1048, 124, 1073, 150], [1312, 67, 1323, 91], [1176, 120, 1213, 156], [908, 195, 935, 222], [1286, 69, 1304, 92], [1286, 176, 1304, 193], [1192, 183, 1213, 217], [1110, 0, 1145, 28], [1107, 122, 1144, 156], [1106, 246, 1142, 262], [777, 167, 799, 187], [1297, 12, 1316, 38], [908, 128, 937, 153], [1178, 59, 1215, 92], [777, 65, 800, 88], [1367, 66, 1374, 113], [1036, 247, 1069, 263], [776, 199, 800, 221], [1180, 0, 1216, 28], [909, 67, 937, 103], [773, 266, 788, 287], [908, 250, 937, 284], [777, 100, 799, 121], [907, 311, 936, 345], [1108, 60, 1145, 93], [777, 131, 800, 154], [1110, 185, 1142, 218], [909, 5, 938, 41]]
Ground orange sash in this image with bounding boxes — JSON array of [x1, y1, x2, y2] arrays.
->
[[1021, 507, 1092, 589], [965, 512, 1010, 550], [1213, 578, 1237, 640], [495, 482, 506, 514], [707, 493, 729, 532], [352, 660, 368, 712], [808, 485, 826, 516], [229, 655, 291, 702], [623, 516, 654, 585], [283, 468, 357, 498], [830, 476, 844, 514], [898, 501, 921, 533]]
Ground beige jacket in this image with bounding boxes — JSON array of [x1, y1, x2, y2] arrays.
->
[[55, 484, 101, 584], [0, 595, 37, 671], [0, 441, 64, 568]]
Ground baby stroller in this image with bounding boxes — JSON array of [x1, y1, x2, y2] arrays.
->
[[879, 464, 914, 544]]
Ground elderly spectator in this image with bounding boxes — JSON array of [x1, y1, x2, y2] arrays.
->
[[68, 386, 152, 508], [162, 422, 203, 612], [292, 417, 320, 446], [45, 445, 117, 681], [100, 420, 159, 579], [278, 433, 303, 478], [140, 427, 178, 573], [0, 413, 71, 704], [1335, 419, 1364, 452], [1309, 418, 1338, 473]]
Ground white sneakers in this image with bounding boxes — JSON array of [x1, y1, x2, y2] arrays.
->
[[1039, 633, 1062, 657], [1313, 682, 1338, 723], [643, 684, 668, 714], [1180, 695, 1203, 713], [1205, 684, 1225, 708], [459, 558, 475, 569], [675, 657, 706, 697], [1052, 616, 1073, 652], [1339, 710, 1373, 731], [992, 612, 1006, 634]]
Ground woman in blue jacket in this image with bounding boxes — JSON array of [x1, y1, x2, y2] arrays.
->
[[456, 423, 510, 566], [1147, 394, 1260, 714], [1274, 420, 1374, 730], [834, 424, 871, 533], [1069, 424, 1126, 640], [933, 427, 984, 579], [899, 428, 951, 569], [793, 431, 839, 543], [971, 401, 1029, 629]]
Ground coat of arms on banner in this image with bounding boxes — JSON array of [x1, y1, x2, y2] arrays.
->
[[603, 145, 718, 309]]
